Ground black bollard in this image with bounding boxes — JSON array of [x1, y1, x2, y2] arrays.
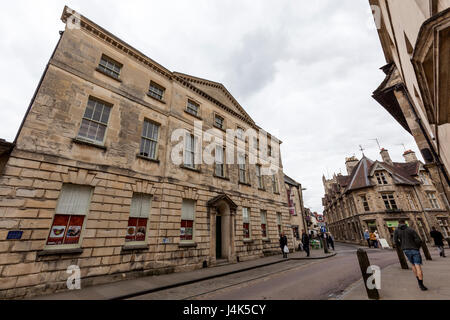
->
[[321, 237, 329, 254], [356, 249, 380, 300], [446, 238, 450, 249], [394, 244, 409, 270], [421, 241, 432, 261]]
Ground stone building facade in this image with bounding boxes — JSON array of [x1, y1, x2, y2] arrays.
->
[[284, 175, 307, 249], [0, 7, 295, 299], [323, 149, 449, 247], [369, 0, 450, 211]]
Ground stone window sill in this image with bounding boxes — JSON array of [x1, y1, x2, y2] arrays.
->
[[73, 138, 107, 151], [37, 248, 83, 257], [243, 239, 254, 244], [136, 154, 160, 164], [179, 242, 198, 248], [96, 67, 122, 82], [181, 165, 201, 173], [239, 181, 252, 187], [121, 244, 149, 251], [147, 93, 166, 104], [213, 125, 226, 133], [184, 110, 203, 120], [262, 238, 271, 243], [258, 188, 266, 192], [214, 174, 230, 181]]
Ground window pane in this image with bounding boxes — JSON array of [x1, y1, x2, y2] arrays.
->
[[56, 185, 93, 215], [64, 215, 85, 245], [181, 200, 195, 220]]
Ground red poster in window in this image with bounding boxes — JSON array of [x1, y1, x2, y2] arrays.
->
[[135, 219, 148, 242], [64, 216, 85, 245], [243, 223, 250, 239], [261, 224, 267, 238], [47, 215, 70, 245], [126, 218, 138, 242]]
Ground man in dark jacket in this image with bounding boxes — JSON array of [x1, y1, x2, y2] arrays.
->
[[279, 233, 288, 258], [430, 226, 446, 257], [302, 230, 310, 257], [394, 220, 427, 291]]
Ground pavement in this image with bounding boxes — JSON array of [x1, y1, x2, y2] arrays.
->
[[340, 248, 450, 300], [34, 248, 336, 300]]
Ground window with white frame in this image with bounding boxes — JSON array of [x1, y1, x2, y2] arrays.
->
[[148, 81, 165, 101], [46, 184, 93, 246], [77, 98, 112, 144], [140, 120, 160, 160], [272, 174, 279, 193], [126, 194, 152, 243], [375, 171, 388, 185], [181, 200, 195, 242], [186, 100, 199, 117], [184, 133, 198, 169], [427, 192, 440, 209], [261, 210, 268, 239], [419, 171, 431, 185], [215, 146, 225, 177], [236, 127, 244, 140], [382, 193, 398, 210], [238, 153, 247, 184], [98, 55, 122, 79], [256, 165, 264, 189], [243, 207, 250, 240]]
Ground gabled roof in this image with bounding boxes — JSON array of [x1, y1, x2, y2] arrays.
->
[[173, 72, 256, 126], [345, 156, 375, 192]]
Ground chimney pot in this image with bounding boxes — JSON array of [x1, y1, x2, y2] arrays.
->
[[403, 150, 418, 163]]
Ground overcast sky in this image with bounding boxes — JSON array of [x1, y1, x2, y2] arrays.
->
[[0, 0, 421, 213]]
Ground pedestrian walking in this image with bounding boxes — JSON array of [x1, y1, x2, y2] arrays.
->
[[394, 220, 428, 291], [364, 229, 371, 248], [430, 226, 446, 258], [327, 233, 335, 251], [302, 230, 310, 257], [279, 233, 289, 259]]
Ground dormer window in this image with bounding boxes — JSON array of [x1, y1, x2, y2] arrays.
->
[[419, 171, 431, 185], [375, 171, 388, 185]]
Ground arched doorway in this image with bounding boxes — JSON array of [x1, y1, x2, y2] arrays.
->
[[207, 194, 237, 264]]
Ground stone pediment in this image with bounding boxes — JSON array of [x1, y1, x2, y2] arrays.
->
[[173, 72, 255, 126]]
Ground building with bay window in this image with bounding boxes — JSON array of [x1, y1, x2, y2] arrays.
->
[[322, 148, 449, 247], [369, 0, 450, 212], [0, 6, 295, 299]]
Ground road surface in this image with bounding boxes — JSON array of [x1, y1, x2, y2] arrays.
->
[[129, 242, 398, 300]]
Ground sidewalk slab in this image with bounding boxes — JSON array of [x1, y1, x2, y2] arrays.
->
[[33, 249, 335, 300], [340, 251, 450, 300]]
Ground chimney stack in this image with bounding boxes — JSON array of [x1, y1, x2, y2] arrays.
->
[[380, 148, 393, 165], [345, 156, 359, 175], [403, 150, 418, 163]]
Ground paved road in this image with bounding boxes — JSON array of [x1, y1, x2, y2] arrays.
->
[[130, 243, 399, 300]]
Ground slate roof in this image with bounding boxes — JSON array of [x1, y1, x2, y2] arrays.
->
[[284, 174, 301, 187], [325, 156, 422, 204]]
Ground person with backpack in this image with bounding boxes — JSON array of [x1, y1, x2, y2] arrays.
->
[[394, 220, 428, 291], [302, 230, 310, 257], [279, 233, 288, 259]]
